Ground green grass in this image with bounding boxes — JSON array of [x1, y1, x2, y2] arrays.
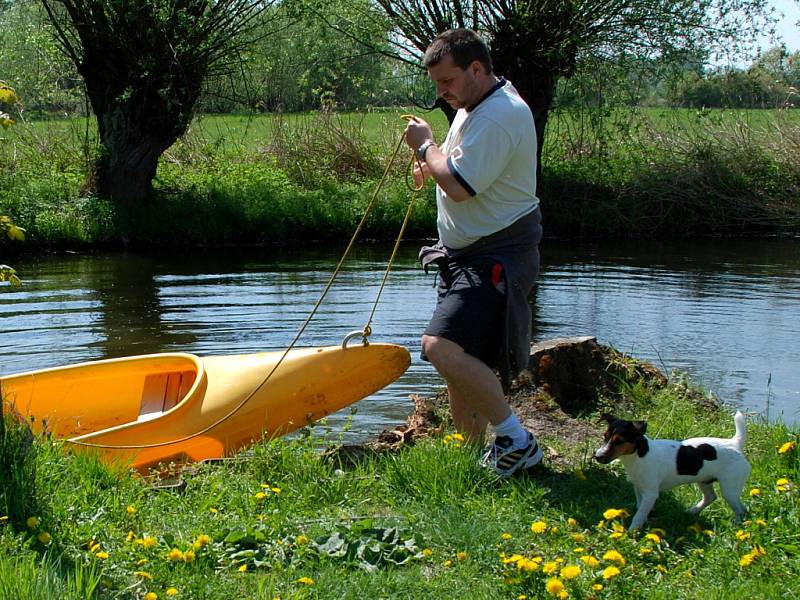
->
[[2, 374, 798, 599]]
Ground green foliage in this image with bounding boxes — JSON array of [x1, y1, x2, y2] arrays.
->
[[0, 371, 798, 598]]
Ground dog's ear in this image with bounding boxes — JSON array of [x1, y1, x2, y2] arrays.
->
[[632, 420, 647, 436], [599, 412, 616, 424]]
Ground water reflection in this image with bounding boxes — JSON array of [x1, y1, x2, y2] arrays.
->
[[1, 239, 798, 439]]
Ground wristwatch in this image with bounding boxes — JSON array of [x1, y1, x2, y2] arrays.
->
[[416, 140, 435, 161]]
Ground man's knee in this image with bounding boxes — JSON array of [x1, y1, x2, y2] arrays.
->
[[421, 334, 448, 365]]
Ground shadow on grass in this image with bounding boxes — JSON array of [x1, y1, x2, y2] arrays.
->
[[515, 461, 726, 551]]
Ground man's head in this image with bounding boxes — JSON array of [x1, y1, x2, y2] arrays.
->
[[423, 28, 493, 73], [424, 29, 496, 110]]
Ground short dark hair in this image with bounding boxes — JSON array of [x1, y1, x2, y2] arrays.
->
[[423, 28, 493, 73]]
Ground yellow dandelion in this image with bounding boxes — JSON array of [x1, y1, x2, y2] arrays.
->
[[0, 516, 8, 522], [749, 488, 761, 497], [602, 566, 620, 579], [135, 571, 153, 580], [137, 559, 149, 566], [602, 549, 626, 566], [167, 548, 184, 562], [296, 577, 315, 585], [254, 492, 267, 500], [778, 441, 796, 454], [238, 564, 248, 572], [296, 534, 309, 545], [194, 534, 211, 548], [531, 521, 548, 534], [166, 589, 178, 597], [502, 553, 524, 564], [422, 548, 433, 557], [567, 518, 578, 527], [443, 434, 453, 444], [271, 487, 282, 494], [26, 516, 40, 529], [573, 547, 585, 553], [542, 561, 558, 574], [776, 477, 790, 486], [571, 533, 585, 542], [518, 596, 528, 600], [37, 532, 52, 545], [518, 558, 540, 572], [95, 551, 109, 560], [739, 553, 755, 567], [592, 584, 604, 591], [184, 549, 196, 563], [560, 565, 581, 580], [501, 532, 513, 540], [456, 551, 467, 561], [655, 564, 667, 573], [650, 528, 667, 538], [144, 593, 158, 600], [753, 545, 766, 557], [545, 578, 565, 596], [645, 533, 662, 544], [755, 519, 767, 527], [126, 531, 137, 542], [640, 547, 653, 555], [209, 507, 218, 514], [452, 433, 465, 442], [580, 555, 599, 567], [735, 530, 750, 541], [550, 527, 560, 534], [603, 508, 628, 520], [90, 542, 102, 553], [610, 532, 624, 539], [126, 505, 137, 515], [443, 559, 453, 568]]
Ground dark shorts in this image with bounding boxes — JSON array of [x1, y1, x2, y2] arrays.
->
[[423, 260, 505, 369]]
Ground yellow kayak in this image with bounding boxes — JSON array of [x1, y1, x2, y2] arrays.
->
[[1, 343, 410, 472]]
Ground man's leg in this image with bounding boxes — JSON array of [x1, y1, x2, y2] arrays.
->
[[446, 382, 489, 443], [422, 334, 511, 430]]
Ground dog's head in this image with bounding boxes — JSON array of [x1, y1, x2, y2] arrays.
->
[[594, 413, 649, 464]]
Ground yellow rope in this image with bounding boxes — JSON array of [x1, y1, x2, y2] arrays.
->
[[67, 118, 423, 451]]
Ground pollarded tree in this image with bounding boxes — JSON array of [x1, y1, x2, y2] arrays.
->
[[372, 0, 777, 182], [39, 0, 276, 206]]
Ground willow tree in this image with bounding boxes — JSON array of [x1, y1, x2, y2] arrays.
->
[[39, 0, 274, 205], [370, 0, 776, 181]]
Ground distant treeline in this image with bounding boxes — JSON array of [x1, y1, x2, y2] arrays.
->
[[1, 2, 797, 115]]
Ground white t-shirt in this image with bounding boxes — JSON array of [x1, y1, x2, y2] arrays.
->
[[437, 79, 539, 249]]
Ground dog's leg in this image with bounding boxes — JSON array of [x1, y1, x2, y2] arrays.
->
[[689, 481, 717, 515], [719, 471, 750, 522], [629, 490, 658, 531]]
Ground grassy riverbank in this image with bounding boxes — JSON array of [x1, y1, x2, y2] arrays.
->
[[1, 108, 799, 250], [2, 367, 799, 599]]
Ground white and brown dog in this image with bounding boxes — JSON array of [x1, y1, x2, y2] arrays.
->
[[594, 411, 751, 531]]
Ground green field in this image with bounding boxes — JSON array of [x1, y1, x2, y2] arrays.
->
[[1, 364, 798, 599]]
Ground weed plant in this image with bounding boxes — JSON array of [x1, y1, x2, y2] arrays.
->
[[1, 372, 798, 599]]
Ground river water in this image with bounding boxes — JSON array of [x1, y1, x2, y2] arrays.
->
[[1, 238, 798, 442]]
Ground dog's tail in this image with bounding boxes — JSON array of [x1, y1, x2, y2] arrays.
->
[[732, 410, 747, 451]]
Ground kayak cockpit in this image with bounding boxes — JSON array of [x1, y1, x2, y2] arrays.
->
[[1, 353, 204, 437]]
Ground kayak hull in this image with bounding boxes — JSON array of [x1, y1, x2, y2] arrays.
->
[[1, 343, 411, 472]]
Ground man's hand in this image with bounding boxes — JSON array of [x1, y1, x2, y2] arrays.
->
[[404, 117, 433, 150], [413, 160, 431, 187]]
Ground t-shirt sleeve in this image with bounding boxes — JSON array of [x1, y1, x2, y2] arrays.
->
[[446, 117, 515, 197]]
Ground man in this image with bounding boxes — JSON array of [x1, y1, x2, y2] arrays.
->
[[404, 28, 543, 477]]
